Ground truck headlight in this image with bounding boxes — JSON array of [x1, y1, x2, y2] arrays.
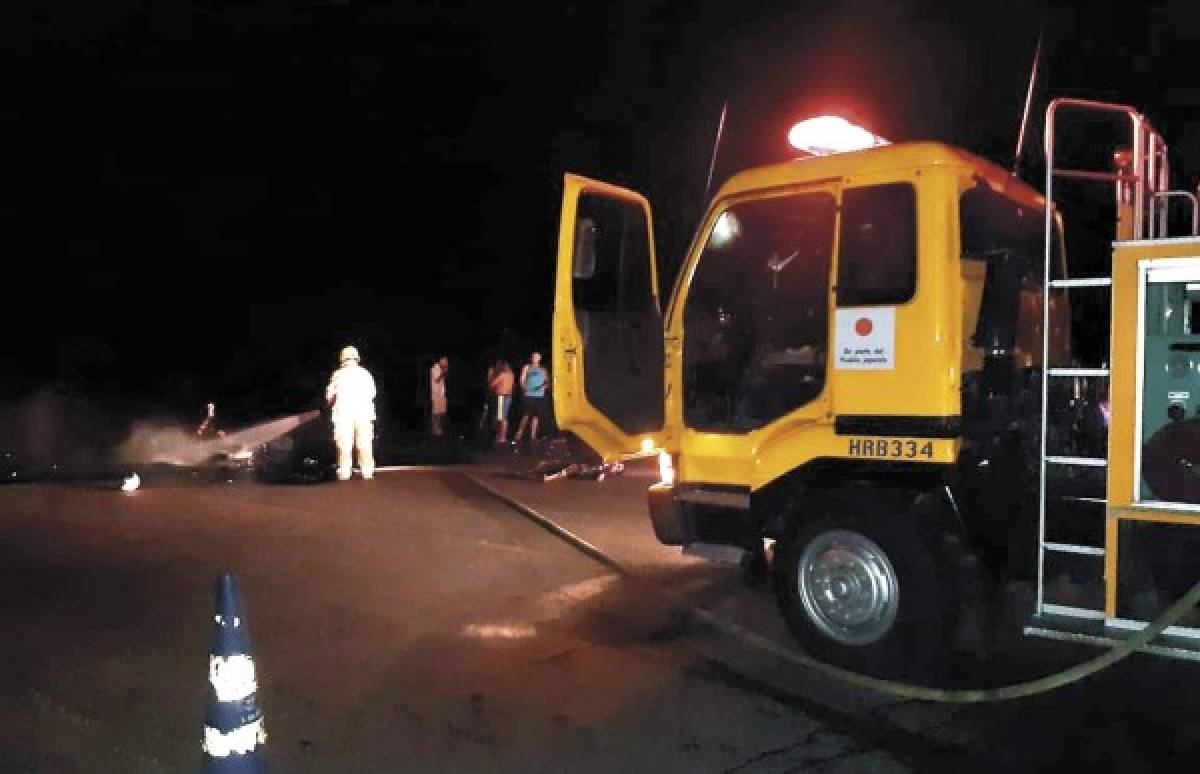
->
[[658, 450, 676, 487]]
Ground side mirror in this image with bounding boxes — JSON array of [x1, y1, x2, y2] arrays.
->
[[573, 217, 597, 279]]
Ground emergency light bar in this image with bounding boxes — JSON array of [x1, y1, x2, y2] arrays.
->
[[788, 115, 889, 156]]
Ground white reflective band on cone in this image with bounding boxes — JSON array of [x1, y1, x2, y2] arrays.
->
[[203, 717, 267, 758], [209, 654, 258, 702]]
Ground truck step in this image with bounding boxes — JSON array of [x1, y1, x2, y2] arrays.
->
[[1045, 455, 1108, 467], [1046, 367, 1110, 377], [1044, 542, 1105, 556], [1048, 277, 1112, 288], [683, 543, 749, 564], [675, 488, 751, 509]]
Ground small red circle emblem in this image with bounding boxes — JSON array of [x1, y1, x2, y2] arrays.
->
[[854, 318, 874, 336]]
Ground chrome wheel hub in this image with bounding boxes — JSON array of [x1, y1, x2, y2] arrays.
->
[[797, 529, 899, 645]]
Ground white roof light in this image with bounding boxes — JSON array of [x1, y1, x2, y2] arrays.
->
[[788, 115, 889, 156]]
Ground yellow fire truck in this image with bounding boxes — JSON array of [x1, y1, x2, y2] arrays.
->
[[552, 99, 1200, 674]]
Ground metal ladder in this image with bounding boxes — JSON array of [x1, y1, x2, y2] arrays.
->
[[1035, 98, 1168, 621]]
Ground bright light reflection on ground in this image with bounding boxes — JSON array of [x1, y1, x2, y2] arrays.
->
[[461, 623, 537, 640]]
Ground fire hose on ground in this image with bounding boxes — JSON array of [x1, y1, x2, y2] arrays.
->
[[464, 473, 1200, 704]]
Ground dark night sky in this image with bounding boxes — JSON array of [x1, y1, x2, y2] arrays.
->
[[5, 0, 1200, 426]]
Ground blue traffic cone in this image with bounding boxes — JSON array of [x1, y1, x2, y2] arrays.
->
[[202, 572, 268, 772]]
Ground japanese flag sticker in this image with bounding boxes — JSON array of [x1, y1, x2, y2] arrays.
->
[[835, 308, 895, 370]]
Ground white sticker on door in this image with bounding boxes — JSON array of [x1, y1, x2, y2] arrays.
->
[[835, 308, 896, 370]]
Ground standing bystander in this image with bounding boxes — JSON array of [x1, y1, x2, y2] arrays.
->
[[512, 351, 550, 449], [489, 359, 515, 444], [429, 355, 449, 436]]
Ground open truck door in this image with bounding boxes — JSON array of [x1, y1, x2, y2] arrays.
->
[[552, 174, 666, 459]]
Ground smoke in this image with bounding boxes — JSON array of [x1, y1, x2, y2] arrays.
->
[[117, 410, 320, 466], [116, 422, 216, 466], [0, 388, 319, 479], [0, 389, 128, 478]]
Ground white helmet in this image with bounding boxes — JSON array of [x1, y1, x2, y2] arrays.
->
[[339, 345, 360, 363]]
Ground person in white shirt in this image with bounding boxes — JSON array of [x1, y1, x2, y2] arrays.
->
[[325, 345, 377, 480]]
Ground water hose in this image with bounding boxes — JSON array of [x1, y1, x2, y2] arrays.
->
[[465, 472, 1200, 703]]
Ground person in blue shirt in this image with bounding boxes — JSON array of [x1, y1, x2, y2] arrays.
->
[[512, 351, 550, 449]]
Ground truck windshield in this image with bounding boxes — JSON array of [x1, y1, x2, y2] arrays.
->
[[683, 191, 836, 431]]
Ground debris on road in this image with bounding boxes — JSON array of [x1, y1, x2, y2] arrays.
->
[[503, 458, 626, 483]]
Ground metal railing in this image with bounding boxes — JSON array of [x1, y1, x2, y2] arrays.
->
[[1037, 98, 1160, 618], [1151, 190, 1199, 237]]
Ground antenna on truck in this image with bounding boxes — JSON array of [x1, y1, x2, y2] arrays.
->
[[1012, 23, 1045, 177], [703, 101, 729, 204]]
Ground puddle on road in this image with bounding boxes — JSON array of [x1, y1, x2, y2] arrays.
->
[[460, 576, 626, 643]]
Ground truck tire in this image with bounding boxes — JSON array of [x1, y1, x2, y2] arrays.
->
[[773, 491, 957, 679]]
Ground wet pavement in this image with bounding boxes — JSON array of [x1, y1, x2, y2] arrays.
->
[[1, 455, 1199, 771]]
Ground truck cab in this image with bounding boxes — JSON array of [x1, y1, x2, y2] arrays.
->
[[553, 140, 1071, 675]]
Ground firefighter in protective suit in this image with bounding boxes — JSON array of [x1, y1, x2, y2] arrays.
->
[[325, 345, 377, 480]]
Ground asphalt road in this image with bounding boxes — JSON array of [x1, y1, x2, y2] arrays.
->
[[1, 457, 1200, 772]]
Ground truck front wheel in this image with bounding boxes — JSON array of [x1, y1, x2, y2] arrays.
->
[[774, 493, 956, 679]]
